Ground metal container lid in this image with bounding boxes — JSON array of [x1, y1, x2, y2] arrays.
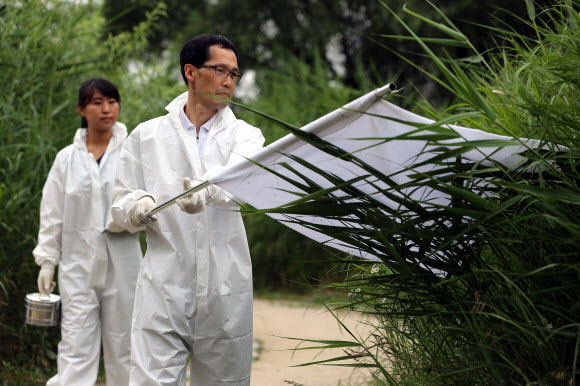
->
[[26, 293, 61, 303]]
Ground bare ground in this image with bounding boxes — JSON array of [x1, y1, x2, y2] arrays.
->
[[250, 298, 375, 386], [27, 299, 376, 385]]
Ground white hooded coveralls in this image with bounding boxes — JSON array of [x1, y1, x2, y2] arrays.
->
[[112, 92, 264, 385], [33, 122, 142, 386]]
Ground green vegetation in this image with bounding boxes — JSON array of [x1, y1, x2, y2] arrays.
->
[[102, 0, 532, 92], [0, 0, 166, 372], [0, 0, 356, 374], [2, 0, 578, 384], [244, 1, 579, 383], [236, 55, 362, 293]]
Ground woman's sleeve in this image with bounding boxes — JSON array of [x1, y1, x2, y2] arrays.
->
[[32, 151, 67, 267]]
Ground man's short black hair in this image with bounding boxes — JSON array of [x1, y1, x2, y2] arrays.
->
[[180, 34, 239, 87]]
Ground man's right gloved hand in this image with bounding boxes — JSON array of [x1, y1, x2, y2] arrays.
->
[[128, 196, 157, 227], [37, 263, 56, 296], [106, 219, 125, 233]]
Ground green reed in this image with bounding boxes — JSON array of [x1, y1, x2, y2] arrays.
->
[[239, 1, 580, 384], [0, 0, 164, 370]]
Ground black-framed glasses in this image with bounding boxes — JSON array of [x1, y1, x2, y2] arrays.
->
[[198, 65, 242, 83]]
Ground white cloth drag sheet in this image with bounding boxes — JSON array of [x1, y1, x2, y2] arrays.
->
[[208, 86, 540, 261]]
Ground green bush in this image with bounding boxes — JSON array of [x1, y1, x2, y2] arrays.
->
[[0, 0, 164, 369], [246, 1, 580, 383], [0, 0, 368, 370]]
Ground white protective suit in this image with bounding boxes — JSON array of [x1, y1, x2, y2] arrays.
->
[[33, 122, 142, 386], [112, 91, 264, 385]]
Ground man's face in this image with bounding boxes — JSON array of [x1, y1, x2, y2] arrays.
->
[[192, 45, 239, 110]]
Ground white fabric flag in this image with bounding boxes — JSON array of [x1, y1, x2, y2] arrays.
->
[[209, 85, 539, 261]]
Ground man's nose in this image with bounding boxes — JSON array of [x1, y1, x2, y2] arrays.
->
[[222, 75, 234, 87], [102, 103, 111, 113]]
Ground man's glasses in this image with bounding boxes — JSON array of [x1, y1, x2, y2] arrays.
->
[[198, 65, 242, 83]]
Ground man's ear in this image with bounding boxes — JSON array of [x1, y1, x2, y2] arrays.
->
[[184, 64, 197, 85], [77, 105, 85, 117]]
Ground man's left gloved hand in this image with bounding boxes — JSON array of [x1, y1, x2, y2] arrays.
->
[[200, 168, 231, 205], [176, 177, 207, 214]]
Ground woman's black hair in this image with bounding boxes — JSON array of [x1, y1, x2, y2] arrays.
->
[[77, 78, 121, 128]]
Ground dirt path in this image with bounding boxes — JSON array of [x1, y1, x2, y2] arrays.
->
[[50, 297, 377, 386], [42, 299, 377, 386], [250, 298, 375, 386]]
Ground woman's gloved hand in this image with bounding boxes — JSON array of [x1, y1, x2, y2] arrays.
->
[[176, 177, 207, 214], [37, 263, 56, 296], [128, 196, 157, 227]]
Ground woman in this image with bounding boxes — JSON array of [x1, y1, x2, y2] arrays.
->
[[33, 78, 142, 386]]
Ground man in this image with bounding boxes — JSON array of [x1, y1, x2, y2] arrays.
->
[[112, 34, 264, 385]]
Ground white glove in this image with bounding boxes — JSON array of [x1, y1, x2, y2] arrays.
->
[[37, 264, 56, 296], [205, 184, 225, 204], [200, 168, 231, 205], [128, 196, 157, 227], [106, 220, 125, 233], [176, 177, 207, 214]]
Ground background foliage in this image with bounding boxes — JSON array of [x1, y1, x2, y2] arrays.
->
[[0, 0, 168, 372], [245, 1, 579, 383], [102, 0, 534, 93], [2, 0, 577, 384]]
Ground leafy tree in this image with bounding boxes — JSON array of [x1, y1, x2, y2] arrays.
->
[[103, 0, 533, 92]]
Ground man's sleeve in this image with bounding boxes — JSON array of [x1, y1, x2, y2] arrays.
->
[[227, 122, 266, 165], [32, 151, 67, 267], [205, 122, 265, 206], [112, 127, 153, 233]]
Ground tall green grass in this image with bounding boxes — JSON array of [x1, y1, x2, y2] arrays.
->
[[0, 0, 376, 372], [0, 0, 165, 369], [234, 53, 369, 293], [242, 1, 580, 383]]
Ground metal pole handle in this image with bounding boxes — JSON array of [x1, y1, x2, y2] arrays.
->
[[147, 180, 211, 217]]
